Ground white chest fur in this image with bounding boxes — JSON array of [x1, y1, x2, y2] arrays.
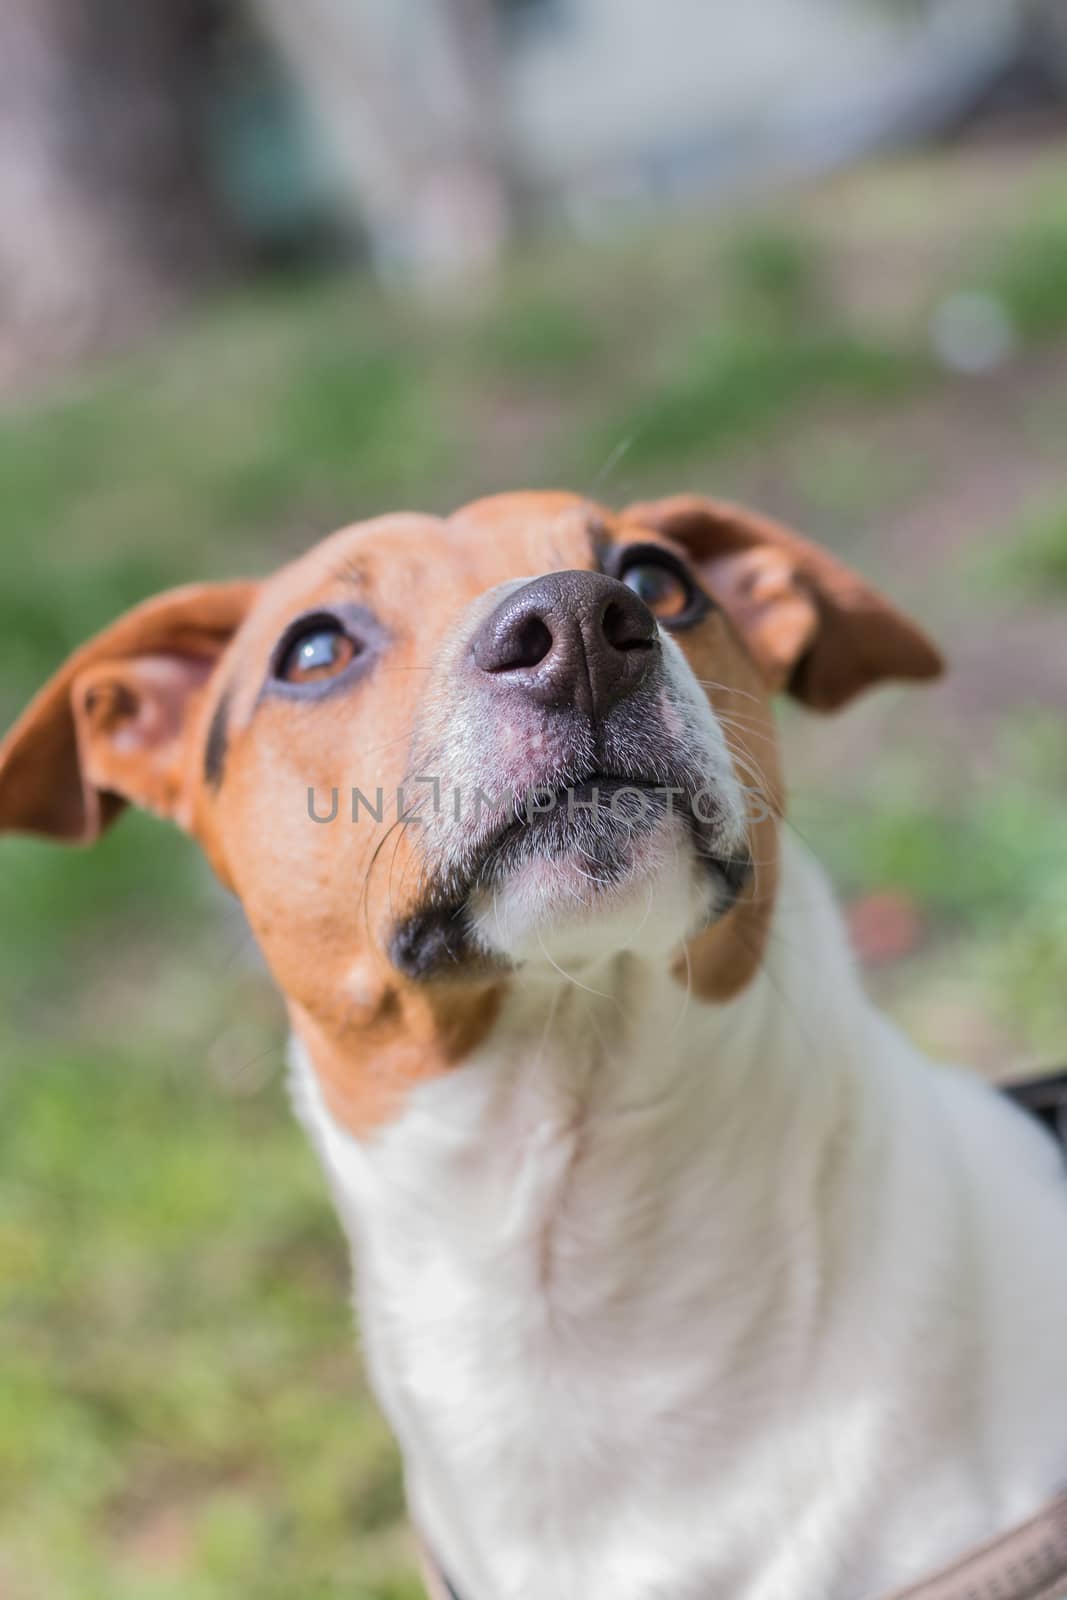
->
[[291, 841, 1067, 1600]]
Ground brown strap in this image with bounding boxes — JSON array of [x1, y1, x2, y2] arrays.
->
[[418, 1490, 1067, 1600], [416, 1529, 462, 1600], [883, 1488, 1067, 1600]]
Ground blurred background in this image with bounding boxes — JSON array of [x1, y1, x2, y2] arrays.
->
[[2, 0, 1067, 1594]]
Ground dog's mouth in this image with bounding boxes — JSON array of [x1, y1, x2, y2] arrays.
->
[[389, 766, 751, 979], [471, 772, 712, 884]]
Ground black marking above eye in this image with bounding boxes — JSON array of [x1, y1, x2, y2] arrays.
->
[[203, 686, 233, 790]]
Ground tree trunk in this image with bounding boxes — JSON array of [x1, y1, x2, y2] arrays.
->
[[248, 0, 513, 285], [0, 0, 235, 387]]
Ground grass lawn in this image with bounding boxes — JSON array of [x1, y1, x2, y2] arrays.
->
[[4, 141, 1067, 1596]]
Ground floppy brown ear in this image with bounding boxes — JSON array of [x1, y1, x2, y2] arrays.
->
[[0, 581, 258, 843], [623, 495, 943, 710]]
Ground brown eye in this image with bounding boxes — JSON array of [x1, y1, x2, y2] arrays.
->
[[621, 559, 694, 622], [276, 621, 358, 684]]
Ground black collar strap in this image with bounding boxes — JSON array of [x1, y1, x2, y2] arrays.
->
[[1004, 1068, 1067, 1156]]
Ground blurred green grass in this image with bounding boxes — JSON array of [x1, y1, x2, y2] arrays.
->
[[4, 146, 1067, 1596], [1, 1045, 419, 1600], [795, 717, 1067, 1061], [981, 499, 1067, 595], [977, 181, 1067, 341]]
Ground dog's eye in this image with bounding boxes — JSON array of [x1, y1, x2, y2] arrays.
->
[[618, 548, 701, 624], [275, 619, 359, 685]]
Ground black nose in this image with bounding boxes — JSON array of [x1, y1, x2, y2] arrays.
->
[[471, 569, 658, 716]]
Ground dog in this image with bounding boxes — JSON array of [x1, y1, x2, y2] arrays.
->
[[3, 491, 1067, 1600]]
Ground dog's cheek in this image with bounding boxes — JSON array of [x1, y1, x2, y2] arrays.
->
[[288, 974, 506, 1137], [671, 619, 785, 814], [666, 620, 785, 1004], [197, 739, 353, 1005]]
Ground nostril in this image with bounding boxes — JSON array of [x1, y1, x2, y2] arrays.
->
[[511, 614, 553, 669], [602, 599, 656, 653], [494, 613, 553, 672]]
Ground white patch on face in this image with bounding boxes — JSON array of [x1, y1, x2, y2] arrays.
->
[[467, 808, 709, 969]]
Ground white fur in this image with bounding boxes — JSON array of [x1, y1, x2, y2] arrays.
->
[[292, 835, 1067, 1600]]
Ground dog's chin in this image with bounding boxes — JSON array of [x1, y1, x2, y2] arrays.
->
[[466, 809, 717, 971], [388, 780, 751, 982]]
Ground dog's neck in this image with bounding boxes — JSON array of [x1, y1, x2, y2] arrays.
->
[[291, 840, 1067, 1600], [295, 834, 866, 1275], [291, 839, 902, 1587]]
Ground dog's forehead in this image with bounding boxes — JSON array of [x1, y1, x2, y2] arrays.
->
[[252, 493, 613, 634]]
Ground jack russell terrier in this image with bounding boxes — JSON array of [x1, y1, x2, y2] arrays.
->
[[2, 492, 1066, 1600]]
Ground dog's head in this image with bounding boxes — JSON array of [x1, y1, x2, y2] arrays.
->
[[0, 492, 941, 1130]]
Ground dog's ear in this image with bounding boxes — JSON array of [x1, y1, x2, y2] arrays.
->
[[0, 581, 258, 843], [623, 495, 943, 710]]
